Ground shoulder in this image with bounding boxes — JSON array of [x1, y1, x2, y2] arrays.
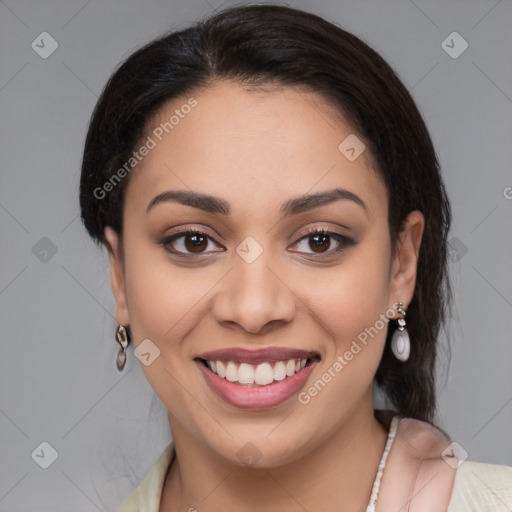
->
[[391, 415, 512, 511], [375, 411, 512, 512], [117, 441, 175, 512], [376, 413, 458, 510], [448, 460, 512, 512]]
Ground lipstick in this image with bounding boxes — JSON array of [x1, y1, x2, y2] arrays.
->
[[195, 347, 320, 409]]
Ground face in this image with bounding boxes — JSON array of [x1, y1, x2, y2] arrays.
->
[[105, 80, 423, 467]]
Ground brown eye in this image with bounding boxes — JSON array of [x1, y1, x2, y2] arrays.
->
[[184, 233, 208, 253], [161, 230, 224, 256], [309, 232, 331, 253], [290, 229, 354, 257]]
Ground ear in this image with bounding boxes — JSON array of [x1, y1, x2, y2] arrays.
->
[[104, 226, 130, 326], [388, 210, 425, 310]]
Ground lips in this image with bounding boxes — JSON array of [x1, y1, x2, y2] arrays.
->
[[195, 347, 321, 409]]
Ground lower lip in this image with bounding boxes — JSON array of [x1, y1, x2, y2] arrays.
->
[[196, 359, 319, 409]]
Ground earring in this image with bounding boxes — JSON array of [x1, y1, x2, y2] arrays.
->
[[115, 324, 130, 371], [391, 302, 410, 362]]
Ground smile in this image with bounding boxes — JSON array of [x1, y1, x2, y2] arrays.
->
[[195, 347, 321, 409], [200, 358, 313, 385]]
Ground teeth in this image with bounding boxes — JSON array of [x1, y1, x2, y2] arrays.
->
[[205, 358, 309, 385], [238, 363, 254, 384], [216, 361, 226, 378], [254, 362, 274, 385], [225, 361, 238, 382], [285, 359, 296, 376], [273, 361, 287, 381]]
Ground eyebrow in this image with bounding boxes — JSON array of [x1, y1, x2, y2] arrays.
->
[[146, 188, 369, 220]]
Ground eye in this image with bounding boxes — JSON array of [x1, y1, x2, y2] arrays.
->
[[160, 229, 224, 257], [159, 226, 354, 259], [289, 228, 354, 257]]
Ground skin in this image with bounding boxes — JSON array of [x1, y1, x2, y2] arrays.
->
[[104, 80, 424, 512]]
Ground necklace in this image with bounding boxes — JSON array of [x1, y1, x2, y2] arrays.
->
[[365, 415, 399, 512]]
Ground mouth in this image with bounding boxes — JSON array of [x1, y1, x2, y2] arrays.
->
[[195, 355, 321, 386], [194, 348, 321, 409]]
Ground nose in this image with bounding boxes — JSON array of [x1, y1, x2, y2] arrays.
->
[[212, 250, 296, 335]]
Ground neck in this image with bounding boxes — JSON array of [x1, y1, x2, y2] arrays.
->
[[160, 404, 388, 512]]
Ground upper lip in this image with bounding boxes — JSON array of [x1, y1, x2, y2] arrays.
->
[[196, 347, 320, 365]]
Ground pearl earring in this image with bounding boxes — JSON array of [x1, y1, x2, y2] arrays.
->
[[391, 302, 410, 362]]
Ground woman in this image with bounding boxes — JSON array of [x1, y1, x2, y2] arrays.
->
[[79, 4, 511, 511]]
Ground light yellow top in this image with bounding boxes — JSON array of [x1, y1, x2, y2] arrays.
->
[[117, 440, 512, 511], [447, 460, 512, 512]]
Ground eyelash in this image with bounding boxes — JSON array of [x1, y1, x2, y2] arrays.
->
[[159, 226, 355, 260]]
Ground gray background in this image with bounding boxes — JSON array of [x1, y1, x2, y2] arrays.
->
[[1, 0, 511, 510]]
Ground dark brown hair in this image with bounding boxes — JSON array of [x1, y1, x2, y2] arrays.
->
[[80, 3, 452, 423]]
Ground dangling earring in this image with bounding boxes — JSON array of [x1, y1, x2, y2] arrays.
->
[[391, 302, 410, 362], [115, 324, 130, 371]]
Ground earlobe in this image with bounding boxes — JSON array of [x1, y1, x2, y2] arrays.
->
[[389, 210, 425, 308], [104, 226, 130, 326]]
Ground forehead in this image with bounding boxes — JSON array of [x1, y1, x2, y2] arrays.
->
[[123, 80, 386, 220]]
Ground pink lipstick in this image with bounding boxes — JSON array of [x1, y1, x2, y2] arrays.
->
[[195, 347, 320, 409]]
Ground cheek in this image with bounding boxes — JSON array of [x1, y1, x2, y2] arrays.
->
[[311, 232, 392, 344], [121, 244, 208, 424], [294, 234, 393, 421], [297, 237, 393, 415], [122, 242, 208, 353]]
